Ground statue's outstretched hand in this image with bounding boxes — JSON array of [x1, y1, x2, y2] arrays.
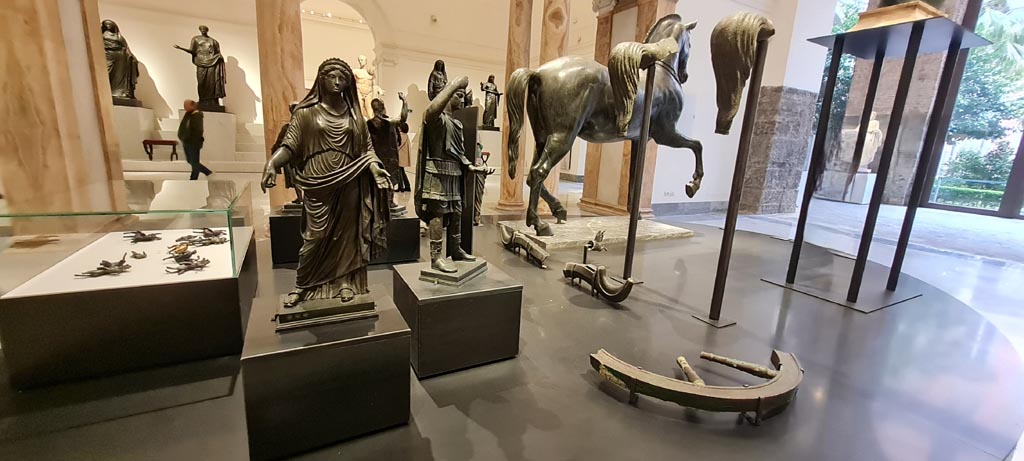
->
[[471, 165, 495, 176], [370, 163, 392, 190], [261, 167, 276, 193]]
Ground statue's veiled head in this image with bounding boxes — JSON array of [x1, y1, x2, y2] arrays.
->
[[101, 19, 118, 34], [488, 75, 495, 84]]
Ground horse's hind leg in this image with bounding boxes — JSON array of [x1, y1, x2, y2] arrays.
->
[[655, 125, 704, 197], [536, 134, 570, 223], [526, 139, 553, 236]]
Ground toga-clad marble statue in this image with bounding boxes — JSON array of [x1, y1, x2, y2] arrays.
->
[[102, 19, 139, 103], [174, 25, 226, 111], [261, 58, 393, 307]]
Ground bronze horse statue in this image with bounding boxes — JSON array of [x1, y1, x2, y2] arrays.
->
[[506, 14, 701, 236]]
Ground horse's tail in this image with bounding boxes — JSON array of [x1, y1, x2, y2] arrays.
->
[[506, 67, 533, 180], [710, 13, 775, 135], [609, 41, 646, 134]]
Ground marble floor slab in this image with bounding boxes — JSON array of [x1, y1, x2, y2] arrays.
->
[[497, 216, 694, 250]]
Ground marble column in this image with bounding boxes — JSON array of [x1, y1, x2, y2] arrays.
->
[[0, 0, 123, 214], [539, 0, 570, 201], [496, 0, 533, 211], [255, 0, 305, 208], [579, 12, 614, 213]]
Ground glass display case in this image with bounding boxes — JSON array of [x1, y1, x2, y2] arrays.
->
[[0, 180, 257, 389]]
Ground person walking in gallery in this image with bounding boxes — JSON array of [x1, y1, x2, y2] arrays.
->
[[178, 99, 213, 180]]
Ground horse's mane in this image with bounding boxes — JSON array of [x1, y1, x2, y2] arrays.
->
[[609, 41, 648, 134], [710, 12, 775, 135]]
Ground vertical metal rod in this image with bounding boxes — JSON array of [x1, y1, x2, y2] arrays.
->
[[787, 34, 846, 284], [888, 33, 963, 290], [844, 41, 888, 200], [848, 21, 925, 303], [707, 39, 769, 321], [622, 64, 658, 280]]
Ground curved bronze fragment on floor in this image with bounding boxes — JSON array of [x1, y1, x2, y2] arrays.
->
[[590, 349, 802, 424], [499, 224, 550, 268], [563, 263, 636, 303]]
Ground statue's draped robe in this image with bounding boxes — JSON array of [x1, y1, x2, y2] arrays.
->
[[280, 104, 389, 298], [368, 116, 402, 177], [104, 32, 137, 99], [189, 36, 226, 102], [482, 82, 499, 126]]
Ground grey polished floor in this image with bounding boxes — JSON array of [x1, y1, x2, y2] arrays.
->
[[0, 222, 1021, 460]]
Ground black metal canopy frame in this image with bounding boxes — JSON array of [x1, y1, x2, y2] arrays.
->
[[784, 17, 989, 309]]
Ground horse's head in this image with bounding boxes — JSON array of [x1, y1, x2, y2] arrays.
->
[[645, 14, 697, 85]]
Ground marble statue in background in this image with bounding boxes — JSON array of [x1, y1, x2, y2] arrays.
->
[[102, 19, 139, 104], [261, 58, 392, 308], [480, 75, 502, 129], [427, 59, 447, 100], [353, 54, 382, 118], [368, 93, 410, 216], [174, 25, 226, 111], [414, 76, 493, 272], [840, 111, 884, 172]]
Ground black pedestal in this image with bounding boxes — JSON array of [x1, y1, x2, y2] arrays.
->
[[393, 261, 522, 378], [242, 296, 410, 461], [112, 97, 143, 107], [270, 210, 420, 266], [0, 236, 257, 389]]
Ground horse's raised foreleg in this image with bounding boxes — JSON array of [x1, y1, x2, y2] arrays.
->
[[656, 126, 704, 197]]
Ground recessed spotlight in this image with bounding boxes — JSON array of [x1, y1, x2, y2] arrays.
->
[[325, 12, 332, 18]]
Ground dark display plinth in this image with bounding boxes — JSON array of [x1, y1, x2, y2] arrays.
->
[[198, 101, 226, 113], [478, 125, 500, 132], [112, 97, 143, 107], [269, 208, 302, 265], [242, 296, 410, 461], [394, 261, 522, 378], [418, 259, 487, 287], [275, 294, 377, 331], [270, 211, 420, 266], [0, 236, 257, 390]]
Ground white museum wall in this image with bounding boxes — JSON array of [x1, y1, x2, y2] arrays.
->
[[97, 2, 265, 125], [299, 14, 376, 89], [650, 0, 830, 207]]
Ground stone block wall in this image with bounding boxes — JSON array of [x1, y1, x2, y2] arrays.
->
[[739, 86, 818, 214]]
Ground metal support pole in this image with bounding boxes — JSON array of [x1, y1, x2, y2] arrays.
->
[[787, 34, 846, 284], [622, 64, 658, 280], [847, 21, 925, 303], [695, 39, 770, 329], [844, 42, 887, 200], [888, 32, 963, 291]]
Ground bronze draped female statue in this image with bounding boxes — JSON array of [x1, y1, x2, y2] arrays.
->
[[261, 58, 392, 307], [427, 59, 447, 100], [101, 19, 138, 101]]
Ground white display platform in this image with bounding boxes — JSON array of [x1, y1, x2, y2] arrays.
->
[[842, 172, 876, 205], [2, 226, 253, 299], [113, 105, 158, 161], [177, 109, 238, 164]]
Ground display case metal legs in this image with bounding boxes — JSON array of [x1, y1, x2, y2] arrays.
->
[[778, 18, 988, 312]]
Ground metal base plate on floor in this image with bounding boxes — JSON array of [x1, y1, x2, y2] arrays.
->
[[763, 268, 922, 314], [691, 314, 737, 329], [275, 294, 377, 332], [419, 259, 488, 287]]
